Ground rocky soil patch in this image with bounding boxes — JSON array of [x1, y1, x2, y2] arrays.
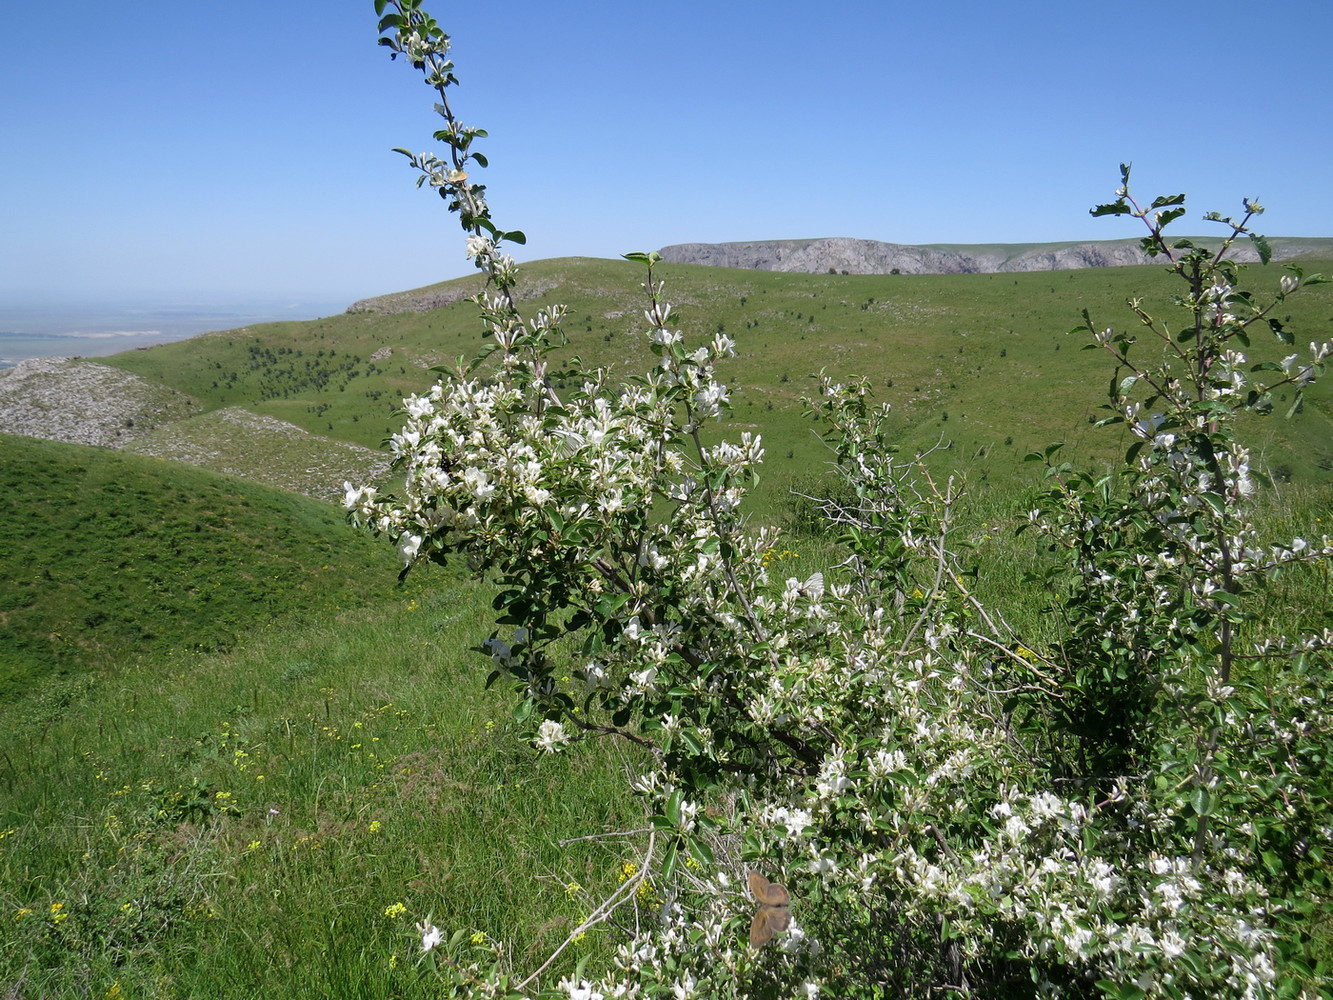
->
[[0, 356, 202, 447], [121, 407, 394, 504]]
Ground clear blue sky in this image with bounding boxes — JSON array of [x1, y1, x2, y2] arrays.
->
[[2, 1, 1330, 317]]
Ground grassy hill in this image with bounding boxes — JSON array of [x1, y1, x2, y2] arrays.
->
[[99, 255, 1333, 516], [0, 433, 425, 698], [2, 255, 1330, 996]]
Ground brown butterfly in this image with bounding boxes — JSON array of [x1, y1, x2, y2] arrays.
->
[[747, 871, 791, 947]]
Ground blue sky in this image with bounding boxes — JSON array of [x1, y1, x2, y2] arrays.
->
[[2, 1, 1330, 319]]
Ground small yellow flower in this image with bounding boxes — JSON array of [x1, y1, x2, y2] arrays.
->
[[388, 953, 398, 970], [50, 902, 68, 924], [14, 907, 33, 921], [369, 820, 382, 834], [565, 880, 582, 897], [245, 840, 261, 852], [618, 861, 637, 882], [104, 984, 124, 1000], [384, 902, 407, 919], [470, 931, 487, 945]]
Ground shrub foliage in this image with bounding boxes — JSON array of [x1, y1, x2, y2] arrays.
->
[[353, 4, 1333, 997]]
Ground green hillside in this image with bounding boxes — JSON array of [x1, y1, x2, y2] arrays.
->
[[0, 433, 429, 698], [2, 255, 1331, 997], [102, 256, 1333, 512]]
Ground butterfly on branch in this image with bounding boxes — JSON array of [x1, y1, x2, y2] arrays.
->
[[747, 871, 791, 947]]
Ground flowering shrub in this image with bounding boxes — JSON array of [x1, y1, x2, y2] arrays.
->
[[353, 4, 1333, 997]]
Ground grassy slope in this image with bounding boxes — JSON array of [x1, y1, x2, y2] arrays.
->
[[4, 257, 1330, 996], [0, 587, 646, 999], [0, 433, 422, 698], [102, 256, 1333, 519]]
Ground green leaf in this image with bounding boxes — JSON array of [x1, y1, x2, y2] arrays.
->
[[688, 833, 716, 866], [661, 839, 679, 880], [680, 729, 704, 756], [1190, 786, 1214, 817], [1095, 981, 1147, 1000], [1156, 207, 1186, 228], [1285, 390, 1304, 420], [1149, 193, 1186, 209], [1090, 201, 1131, 218], [1249, 232, 1273, 264], [377, 12, 403, 31], [374, 0, 389, 15]]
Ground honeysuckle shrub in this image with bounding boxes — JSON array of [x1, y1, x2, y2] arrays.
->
[[353, 5, 1333, 997]]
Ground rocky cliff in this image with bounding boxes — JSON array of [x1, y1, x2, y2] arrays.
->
[[657, 236, 1322, 275]]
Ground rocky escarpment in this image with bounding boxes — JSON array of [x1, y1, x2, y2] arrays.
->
[[657, 237, 1314, 275]]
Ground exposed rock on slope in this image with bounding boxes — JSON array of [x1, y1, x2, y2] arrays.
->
[[0, 356, 202, 447], [0, 358, 389, 503], [657, 237, 1315, 275], [122, 408, 392, 505]]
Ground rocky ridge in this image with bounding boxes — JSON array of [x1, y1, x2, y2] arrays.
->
[[657, 236, 1322, 275]]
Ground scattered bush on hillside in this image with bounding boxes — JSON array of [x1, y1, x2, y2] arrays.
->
[[351, 3, 1333, 997]]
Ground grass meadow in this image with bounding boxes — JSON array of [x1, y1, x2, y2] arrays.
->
[[3, 255, 1331, 996]]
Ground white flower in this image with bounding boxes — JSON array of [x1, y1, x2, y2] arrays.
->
[[397, 533, 423, 567], [535, 719, 570, 753], [417, 920, 442, 953]]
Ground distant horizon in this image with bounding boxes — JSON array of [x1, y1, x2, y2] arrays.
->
[[0, 297, 349, 365], [8, 226, 1333, 367]]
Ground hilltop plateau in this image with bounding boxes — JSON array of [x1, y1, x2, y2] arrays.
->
[[658, 235, 1333, 275]]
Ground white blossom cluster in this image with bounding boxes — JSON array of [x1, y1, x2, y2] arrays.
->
[[365, 22, 1332, 997]]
